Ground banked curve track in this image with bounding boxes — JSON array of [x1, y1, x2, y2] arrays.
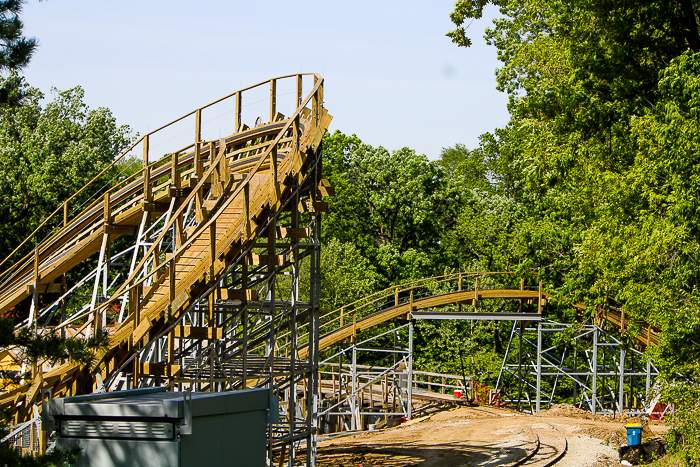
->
[[294, 272, 659, 360]]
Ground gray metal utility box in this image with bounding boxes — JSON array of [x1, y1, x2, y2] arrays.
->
[[43, 387, 277, 467]]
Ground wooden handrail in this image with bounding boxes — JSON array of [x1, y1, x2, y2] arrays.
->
[[54, 74, 325, 331], [0, 73, 318, 278]]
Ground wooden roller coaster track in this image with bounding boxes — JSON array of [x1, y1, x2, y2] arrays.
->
[[290, 272, 659, 361], [0, 74, 331, 464]]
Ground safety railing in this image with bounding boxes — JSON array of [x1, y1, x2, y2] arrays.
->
[[279, 271, 528, 355], [0, 74, 325, 362], [51, 73, 325, 336], [0, 73, 322, 301]]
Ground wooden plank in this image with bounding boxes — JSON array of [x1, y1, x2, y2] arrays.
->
[[298, 200, 328, 213], [103, 225, 137, 235], [173, 326, 223, 340], [249, 254, 285, 266], [319, 178, 335, 197], [142, 202, 171, 213], [219, 288, 258, 301]]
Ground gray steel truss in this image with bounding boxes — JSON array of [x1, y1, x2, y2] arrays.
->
[[495, 320, 659, 415], [317, 321, 414, 433]]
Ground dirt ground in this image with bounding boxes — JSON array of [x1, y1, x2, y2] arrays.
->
[[315, 404, 669, 467]]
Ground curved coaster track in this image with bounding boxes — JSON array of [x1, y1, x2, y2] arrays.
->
[[0, 74, 330, 463], [299, 272, 661, 434]]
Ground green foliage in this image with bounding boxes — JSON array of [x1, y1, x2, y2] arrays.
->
[[665, 384, 700, 465], [0, 9, 121, 466], [0, 76, 132, 263], [453, 189, 524, 272], [323, 131, 464, 284], [0, 0, 36, 73], [414, 319, 505, 382], [438, 143, 490, 190], [0, 443, 79, 467], [320, 238, 380, 314], [446, 0, 700, 330], [445, 0, 700, 461], [0, 317, 109, 389]]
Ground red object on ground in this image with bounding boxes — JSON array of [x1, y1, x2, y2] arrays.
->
[[454, 390, 463, 399]]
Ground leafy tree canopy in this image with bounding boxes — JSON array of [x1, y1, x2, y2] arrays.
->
[[448, 0, 700, 461], [323, 130, 465, 283], [0, 76, 132, 262]]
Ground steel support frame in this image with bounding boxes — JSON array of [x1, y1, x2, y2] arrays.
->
[[495, 319, 658, 415], [117, 153, 322, 466], [21, 149, 323, 467], [317, 321, 414, 432], [2, 74, 328, 465]]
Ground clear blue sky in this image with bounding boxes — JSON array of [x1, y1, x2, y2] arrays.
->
[[21, 0, 508, 160]]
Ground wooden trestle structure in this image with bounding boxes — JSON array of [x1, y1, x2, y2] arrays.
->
[[0, 74, 331, 464]]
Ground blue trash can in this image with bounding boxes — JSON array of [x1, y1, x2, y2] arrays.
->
[[625, 423, 642, 446]]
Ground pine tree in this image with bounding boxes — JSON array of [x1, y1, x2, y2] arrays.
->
[[0, 0, 36, 71]]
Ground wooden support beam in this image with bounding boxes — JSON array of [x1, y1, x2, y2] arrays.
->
[[143, 134, 149, 167], [209, 219, 216, 282], [195, 109, 202, 143], [319, 178, 334, 197], [313, 75, 319, 125], [175, 212, 184, 250], [167, 330, 175, 382], [130, 283, 141, 328], [270, 79, 277, 123], [103, 225, 137, 235], [142, 201, 169, 213], [26, 283, 62, 295], [174, 326, 223, 340], [218, 138, 230, 187], [209, 141, 222, 198], [235, 91, 242, 132], [244, 183, 251, 237], [249, 254, 285, 267], [297, 199, 328, 213], [168, 259, 175, 320], [171, 152, 180, 190], [271, 145, 279, 204], [103, 192, 111, 225], [296, 74, 303, 107], [168, 186, 191, 198]]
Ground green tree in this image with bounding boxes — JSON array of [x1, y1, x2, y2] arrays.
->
[[320, 238, 380, 314], [323, 131, 464, 284], [0, 5, 121, 464], [0, 77, 132, 261], [448, 1, 700, 462], [0, 0, 36, 71], [438, 143, 489, 190]]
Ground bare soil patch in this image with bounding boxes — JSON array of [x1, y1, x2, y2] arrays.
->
[[316, 404, 669, 467]]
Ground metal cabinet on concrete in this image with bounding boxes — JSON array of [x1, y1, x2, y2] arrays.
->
[[43, 387, 277, 467]]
